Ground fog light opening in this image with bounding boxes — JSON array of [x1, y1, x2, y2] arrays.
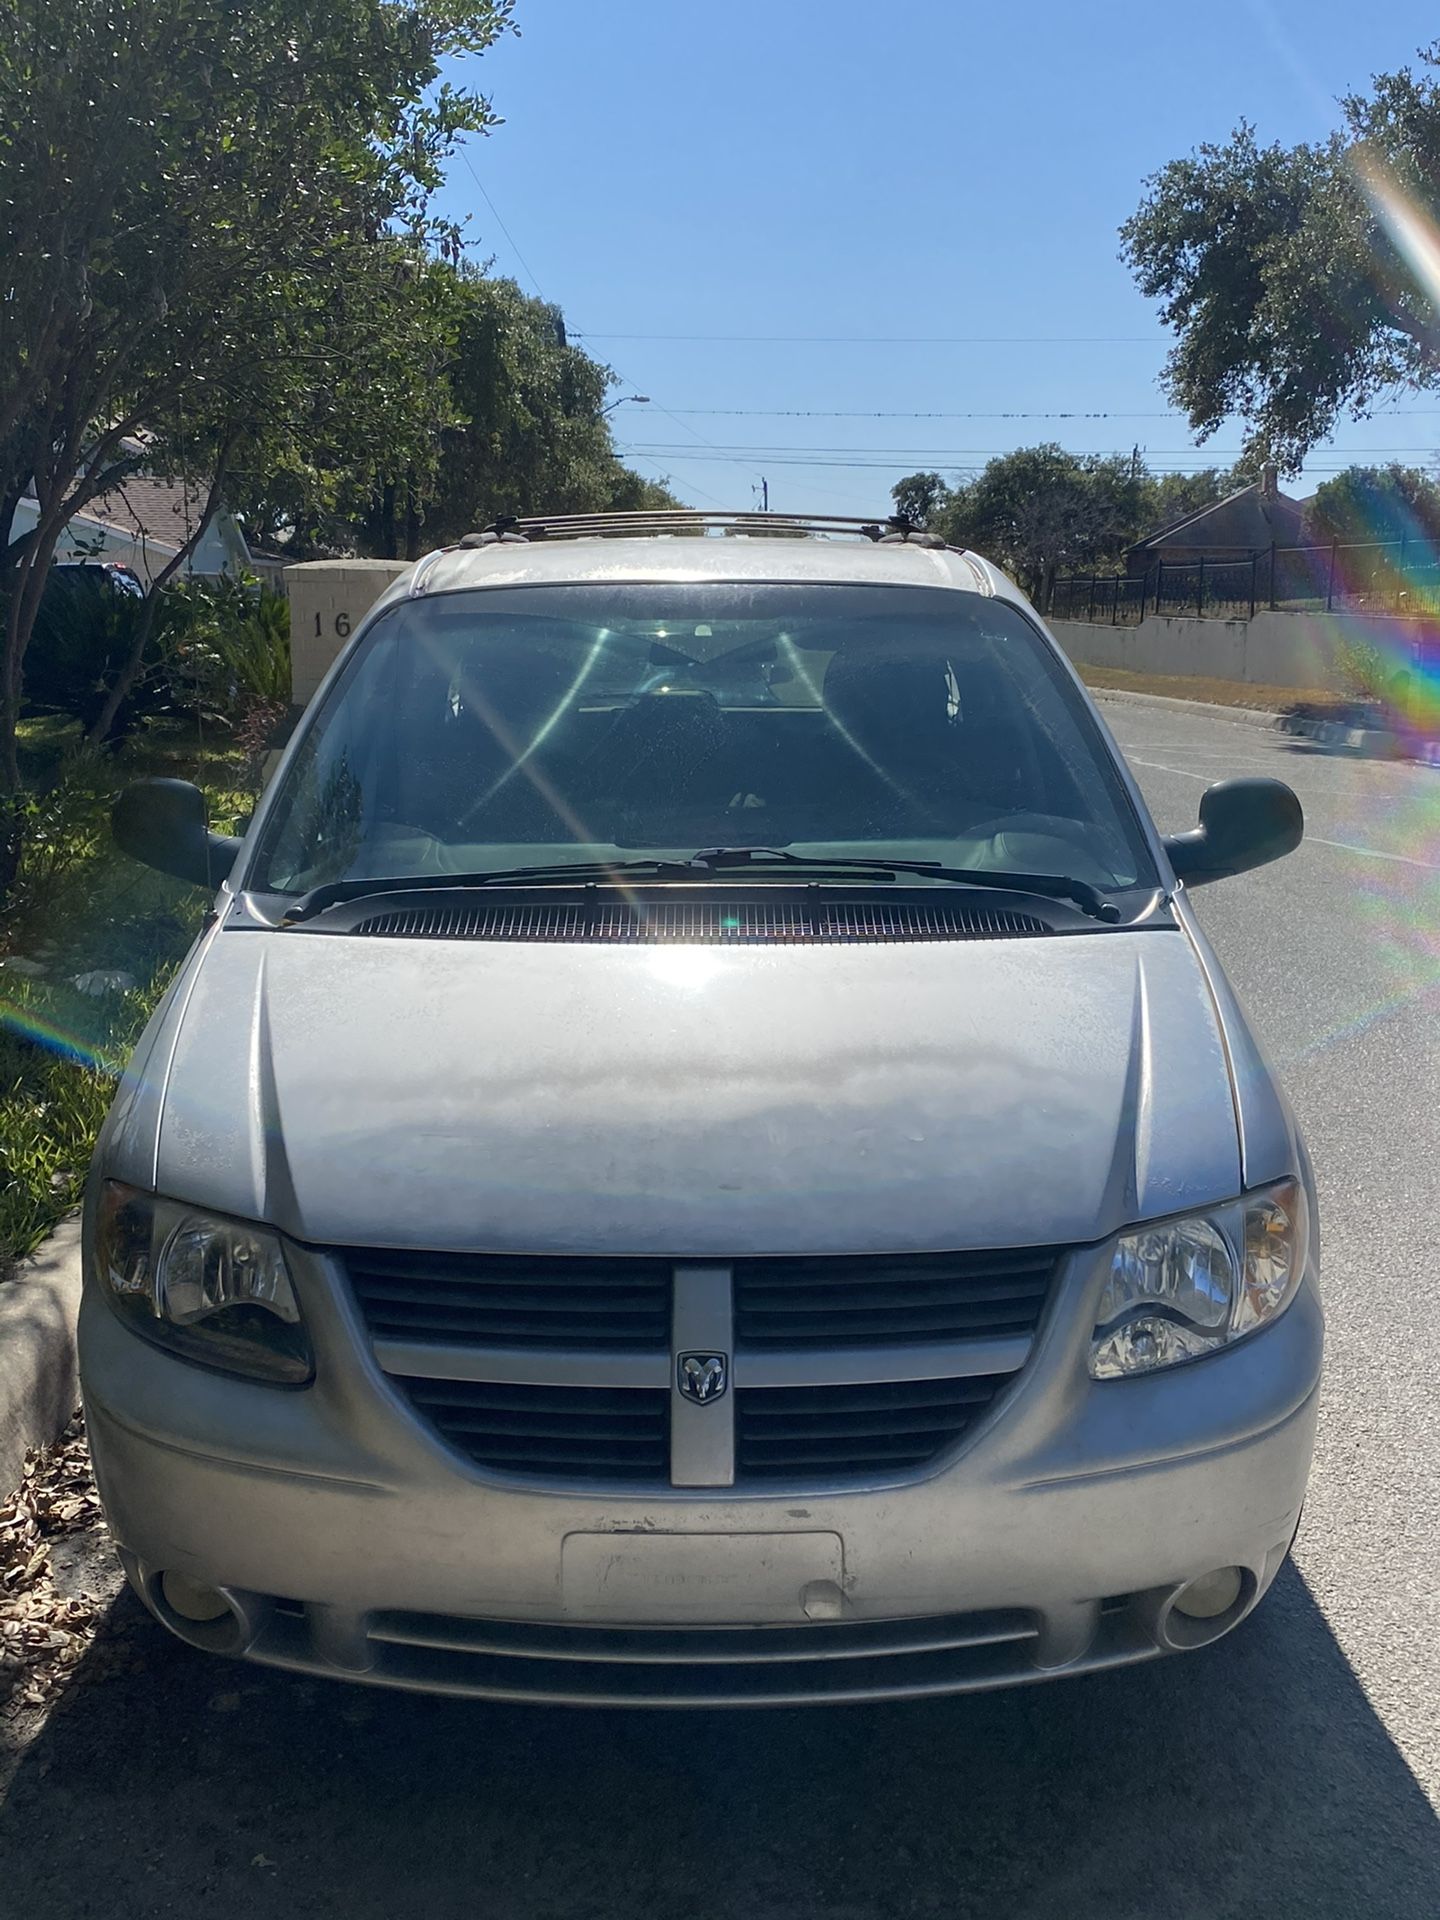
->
[[1158, 1566, 1255, 1650], [150, 1570, 264, 1654], [160, 1570, 231, 1623], [1173, 1567, 1245, 1621]]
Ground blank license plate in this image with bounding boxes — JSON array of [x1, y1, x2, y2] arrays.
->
[[561, 1531, 844, 1623]]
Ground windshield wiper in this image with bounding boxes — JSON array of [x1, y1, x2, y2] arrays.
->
[[279, 854, 901, 925], [686, 847, 1122, 922], [280, 846, 1119, 926]]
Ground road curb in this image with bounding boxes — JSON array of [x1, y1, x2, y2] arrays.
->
[[0, 1217, 82, 1498], [1089, 687, 1440, 766]]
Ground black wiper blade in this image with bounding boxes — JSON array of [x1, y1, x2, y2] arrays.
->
[[279, 852, 900, 925], [281, 858, 707, 924], [686, 846, 1122, 923]]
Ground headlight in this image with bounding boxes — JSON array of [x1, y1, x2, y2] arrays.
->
[[1090, 1180, 1308, 1379], [95, 1183, 312, 1384]]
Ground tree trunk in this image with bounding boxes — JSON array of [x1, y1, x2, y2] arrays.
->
[[374, 480, 398, 560], [84, 453, 233, 747]]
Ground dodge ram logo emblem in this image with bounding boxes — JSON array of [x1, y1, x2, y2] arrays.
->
[[677, 1353, 728, 1404]]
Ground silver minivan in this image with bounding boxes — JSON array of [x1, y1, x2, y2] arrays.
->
[[83, 511, 1321, 1705]]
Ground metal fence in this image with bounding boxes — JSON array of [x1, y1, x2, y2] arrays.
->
[[1048, 538, 1440, 627]]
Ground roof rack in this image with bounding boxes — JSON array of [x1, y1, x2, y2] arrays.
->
[[459, 510, 949, 549]]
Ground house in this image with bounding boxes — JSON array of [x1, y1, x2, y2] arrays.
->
[[10, 464, 253, 586], [1124, 466, 1307, 576]]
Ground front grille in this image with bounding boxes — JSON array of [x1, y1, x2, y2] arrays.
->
[[352, 899, 1052, 943], [733, 1249, 1056, 1349], [354, 1245, 1062, 1489], [736, 1376, 1006, 1478], [347, 1249, 671, 1351], [401, 1379, 669, 1482]]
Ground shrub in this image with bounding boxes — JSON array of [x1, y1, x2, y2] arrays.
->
[[1331, 637, 1391, 705], [20, 565, 159, 735], [1, 723, 257, 1269], [162, 575, 291, 778]]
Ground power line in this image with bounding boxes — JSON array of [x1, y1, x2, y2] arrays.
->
[[442, 157, 767, 494], [627, 440, 1440, 459], [456, 146, 548, 301], [619, 447, 1416, 475], [622, 451, 733, 509], [573, 332, 1166, 346], [657, 408, 1189, 421]]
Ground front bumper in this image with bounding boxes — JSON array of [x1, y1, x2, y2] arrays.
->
[[79, 1240, 1323, 1706]]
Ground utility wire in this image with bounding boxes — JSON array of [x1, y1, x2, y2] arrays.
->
[[658, 408, 1189, 421], [446, 157, 766, 494], [626, 440, 1440, 459], [619, 448, 1413, 476], [573, 332, 1165, 346], [456, 146, 548, 301]]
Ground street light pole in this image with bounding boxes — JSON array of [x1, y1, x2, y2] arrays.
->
[[600, 394, 651, 418]]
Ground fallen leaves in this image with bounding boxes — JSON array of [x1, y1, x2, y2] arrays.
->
[[0, 1412, 114, 1720]]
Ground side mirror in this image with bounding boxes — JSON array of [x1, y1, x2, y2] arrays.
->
[[1163, 777, 1303, 887], [112, 778, 242, 889]]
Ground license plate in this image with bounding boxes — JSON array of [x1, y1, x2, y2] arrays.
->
[[560, 1531, 845, 1623]]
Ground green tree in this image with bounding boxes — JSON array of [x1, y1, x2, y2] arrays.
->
[[229, 267, 681, 560], [0, 0, 515, 888], [892, 453, 1237, 593], [902, 446, 1148, 599], [383, 270, 678, 555], [1121, 45, 1440, 470], [891, 472, 949, 529], [1306, 463, 1440, 547]]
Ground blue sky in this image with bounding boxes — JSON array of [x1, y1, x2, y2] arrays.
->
[[435, 2, 1440, 515]]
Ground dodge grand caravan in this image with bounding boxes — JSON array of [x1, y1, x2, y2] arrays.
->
[[84, 510, 1322, 1705]]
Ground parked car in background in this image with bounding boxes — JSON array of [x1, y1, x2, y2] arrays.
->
[[85, 510, 1320, 1706], [23, 562, 149, 739]]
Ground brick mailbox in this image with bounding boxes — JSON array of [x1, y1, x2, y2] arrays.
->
[[284, 558, 411, 710]]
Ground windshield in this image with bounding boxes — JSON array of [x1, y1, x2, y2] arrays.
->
[[248, 582, 1155, 896]]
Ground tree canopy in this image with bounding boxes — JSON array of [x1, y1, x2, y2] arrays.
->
[[891, 448, 1237, 594], [0, 0, 514, 825], [1121, 42, 1440, 470], [1306, 463, 1440, 548], [0, 0, 679, 894], [229, 267, 679, 561]]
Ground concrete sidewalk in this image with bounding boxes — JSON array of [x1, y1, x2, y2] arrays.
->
[[0, 1221, 82, 1497]]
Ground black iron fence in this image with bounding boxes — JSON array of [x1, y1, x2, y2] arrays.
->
[[1049, 538, 1440, 626]]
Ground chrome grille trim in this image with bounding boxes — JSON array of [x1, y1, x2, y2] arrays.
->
[[373, 1342, 671, 1388], [373, 1333, 1031, 1389]]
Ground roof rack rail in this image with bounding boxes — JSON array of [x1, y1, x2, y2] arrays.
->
[[458, 510, 949, 549]]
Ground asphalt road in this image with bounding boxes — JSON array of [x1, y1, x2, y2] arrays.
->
[[2, 697, 1438, 1919]]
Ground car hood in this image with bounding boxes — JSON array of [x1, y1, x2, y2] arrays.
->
[[145, 923, 1240, 1256]]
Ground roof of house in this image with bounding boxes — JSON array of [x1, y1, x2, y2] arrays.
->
[[1125, 480, 1307, 557], [80, 471, 220, 555]]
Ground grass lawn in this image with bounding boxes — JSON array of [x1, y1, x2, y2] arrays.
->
[[1, 715, 258, 1273]]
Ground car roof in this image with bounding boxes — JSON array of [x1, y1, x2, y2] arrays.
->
[[365, 526, 1030, 621]]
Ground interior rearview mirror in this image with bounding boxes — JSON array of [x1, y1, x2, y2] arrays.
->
[[1163, 777, 1303, 887], [112, 778, 243, 889]]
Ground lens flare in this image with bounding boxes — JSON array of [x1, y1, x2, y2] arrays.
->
[[1351, 144, 1440, 317], [0, 991, 125, 1073]]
